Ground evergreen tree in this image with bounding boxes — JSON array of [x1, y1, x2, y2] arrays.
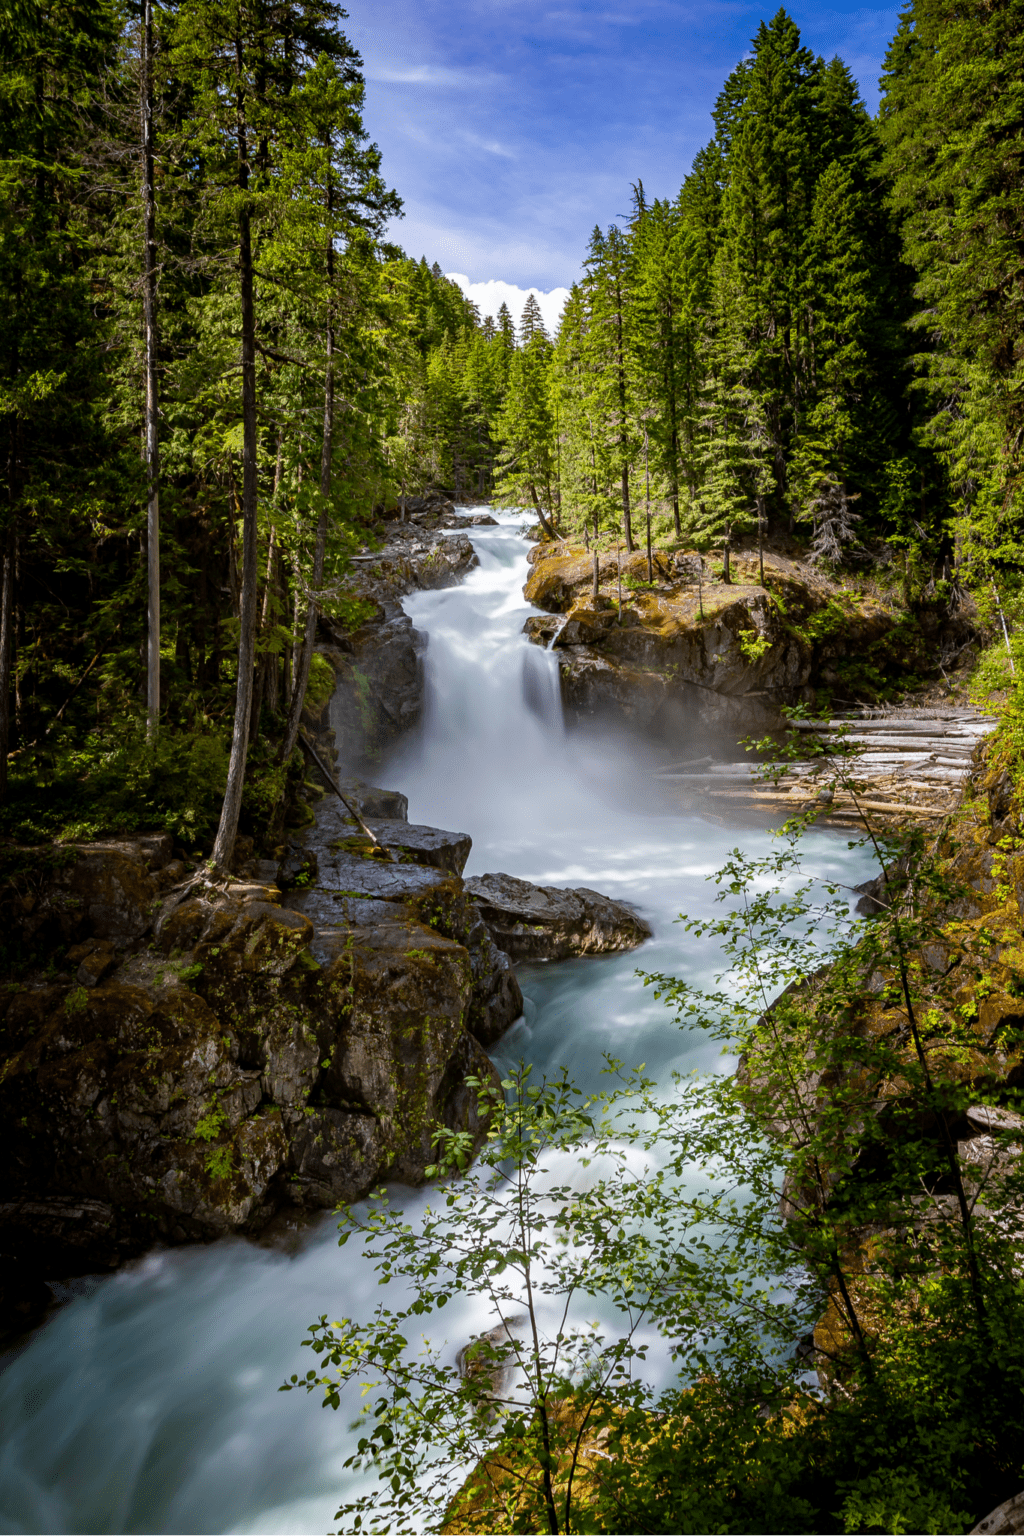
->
[[493, 332, 557, 535], [495, 300, 516, 353], [879, 0, 1024, 544], [0, 0, 122, 793], [581, 224, 638, 550], [518, 292, 548, 346]]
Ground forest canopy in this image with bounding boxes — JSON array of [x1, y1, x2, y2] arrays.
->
[[0, 0, 1020, 859]]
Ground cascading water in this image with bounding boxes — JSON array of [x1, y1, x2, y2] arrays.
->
[[0, 511, 874, 1534]]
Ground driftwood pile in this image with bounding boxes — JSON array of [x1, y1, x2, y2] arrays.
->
[[655, 708, 997, 829]]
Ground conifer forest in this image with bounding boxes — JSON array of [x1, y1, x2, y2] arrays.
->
[[0, 0, 1018, 858], [5, 3, 1024, 1534]]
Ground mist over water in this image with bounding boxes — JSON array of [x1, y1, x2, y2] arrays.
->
[[0, 512, 874, 1533]]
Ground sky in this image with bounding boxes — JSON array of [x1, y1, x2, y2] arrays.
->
[[343, 1, 901, 328]]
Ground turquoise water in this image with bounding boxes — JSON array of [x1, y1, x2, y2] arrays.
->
[[0, 513, 874, 1533]]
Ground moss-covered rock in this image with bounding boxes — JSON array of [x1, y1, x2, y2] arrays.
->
[[524, 544, 974, 734], [0, 824, 508, 1282]]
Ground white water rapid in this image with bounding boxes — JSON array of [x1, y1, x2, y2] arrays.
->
[[0, 512, 874, 1533]]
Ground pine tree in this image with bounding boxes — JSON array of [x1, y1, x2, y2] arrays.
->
[[496, 301, 517, 358], [493, 332, 556, 535], [0, 0, 122, 793], [879, 0, 1024, 521], [519, 292, 548, 346], [582, 224, 638, 550]]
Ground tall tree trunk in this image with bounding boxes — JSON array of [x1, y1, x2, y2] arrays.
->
[[142, 0, 160, 740], [669, 414, 682, 539], [212, 50, 258, 870], [619, 459, 633, 552], [528, 482, 555, 541], [614, 294, 634, 552], [280, 251, 334, 767], [644, 429, 653, 583], [0, 522, 12, 800]]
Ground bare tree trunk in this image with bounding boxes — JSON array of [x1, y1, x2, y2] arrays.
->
[[644, 429, 653, 583], [614, 293, 634, 552], [212, 51, 259, 871], [756, 494, 765, 589], [0, 524, 12, 799], [142, 0, 160, 740], [280, 239, 335, 766], [528, 482, 556, 541]]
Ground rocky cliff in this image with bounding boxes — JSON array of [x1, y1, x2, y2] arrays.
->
[[523, 542, 975, 738], [0, 792, 519, 1301], [311, 496, 493, 770]]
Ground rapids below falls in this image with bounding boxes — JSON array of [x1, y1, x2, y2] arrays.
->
[[0, 512, 875, 1533]]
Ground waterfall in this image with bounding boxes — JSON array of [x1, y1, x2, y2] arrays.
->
[[0, 511, 874, 1534]]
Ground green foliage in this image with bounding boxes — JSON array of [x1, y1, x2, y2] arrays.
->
[[204, 1144, 234, 1181], [286, 733, 1024, 1533], [738, 628, 772, 662], [1, 719, 228, 847], [63, 986, 88, 1017], [193, 1102, 227, 1143], [305, 652, 336, 715], [838, 1468, 969, 1536]]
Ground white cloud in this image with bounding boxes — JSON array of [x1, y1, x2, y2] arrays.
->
[[462, 133, 517, 160], [366, 63, 501, 89], [446, 273, 570, 337]]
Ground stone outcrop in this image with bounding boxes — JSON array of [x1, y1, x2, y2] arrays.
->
[[312, 520, 486, 770], [463, 872, 652, 963], [0, 796, 522, 1288], [318, 610, 426, 767], [290, 796, 523, 1049], [523, 543, 976, 738]]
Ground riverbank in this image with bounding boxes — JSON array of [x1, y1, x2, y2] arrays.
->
[[0, 512, 881, 1532]]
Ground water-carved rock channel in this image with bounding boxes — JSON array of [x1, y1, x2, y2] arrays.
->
[[0, 513, 876, 1534]]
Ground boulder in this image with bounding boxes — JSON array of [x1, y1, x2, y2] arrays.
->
[[463, 873, 652, 962], [364, 818, 472, 875], [286, 835, 523, 1048], [338, 779, 409, 821]]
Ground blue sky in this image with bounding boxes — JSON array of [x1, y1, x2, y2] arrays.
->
[[345, 1, 901, 320]]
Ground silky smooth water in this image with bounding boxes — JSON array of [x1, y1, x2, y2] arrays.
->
[[0, 512, 875, 1533]]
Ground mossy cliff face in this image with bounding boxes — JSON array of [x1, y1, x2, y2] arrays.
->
[[312, 517, 481, 770], [0, 830, 504, 1279], [523, 544, 972, 734]]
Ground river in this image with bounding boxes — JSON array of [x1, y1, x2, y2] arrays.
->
[[0, 512, 873, 1533]]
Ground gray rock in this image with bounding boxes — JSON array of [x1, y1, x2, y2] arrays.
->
[[321, 614, 424, 767], [854, 873, 887, 917], [338, 779, 409, 821], [298, 849, 450, 907], [972, 1491, 1024, 1534], [464, 872, 652, 962], [966, 1104, 1024, 1134], [366, 818, 472, 875], [463, 912, 524, 1047], [277, 844, 319, 890]]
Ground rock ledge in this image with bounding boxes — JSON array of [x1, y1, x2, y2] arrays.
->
[[464, 873, 652, 963]]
